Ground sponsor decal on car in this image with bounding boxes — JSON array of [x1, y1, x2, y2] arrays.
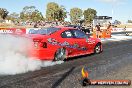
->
[[47, 38, 87, 50]]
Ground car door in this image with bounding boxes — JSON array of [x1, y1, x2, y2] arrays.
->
[[60, 30, 81, 56], [70, 29, 92, 54]]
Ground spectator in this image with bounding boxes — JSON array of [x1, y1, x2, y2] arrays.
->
[[34, 22, 38, 28], [95, 23, 101, 38], [107, 22, 112, 29]]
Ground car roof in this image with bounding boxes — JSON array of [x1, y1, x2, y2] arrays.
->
[[67, 25, 81, 27], [55, 26, 77, 30]]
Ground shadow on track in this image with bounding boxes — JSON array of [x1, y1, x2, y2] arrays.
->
[[51, 67, 75, 88], [64, 53, 95, 62]]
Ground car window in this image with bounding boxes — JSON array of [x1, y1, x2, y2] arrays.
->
[[61, 30, 73, 38], [71, 29, 87, 38], [29, 27, 60, 35]]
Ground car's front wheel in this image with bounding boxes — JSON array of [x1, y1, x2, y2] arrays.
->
[[54, 48, 67, 61], [94, 44, 101, 54]]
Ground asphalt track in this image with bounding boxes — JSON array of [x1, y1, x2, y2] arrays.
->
[[0, 38, 132, 88]]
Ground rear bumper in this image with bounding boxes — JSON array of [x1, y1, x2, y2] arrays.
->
[[29, 49, 55, 60]]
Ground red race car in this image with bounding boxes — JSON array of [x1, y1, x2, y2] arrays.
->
[[28, 26, 103, 61]]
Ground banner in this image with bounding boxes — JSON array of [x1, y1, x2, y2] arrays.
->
[[26, 28, 41, 34], [112, 28, 126, 32], [0, 28, 26, 34]]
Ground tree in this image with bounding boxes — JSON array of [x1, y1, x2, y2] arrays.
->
[[31, 10, 44, 22], [46, 2, 59, 21], [127, 20, 132, 23], [57, 5, 67, 21], [7, 12, 19, 22], [70, 8, 83, 24], [46, 2, 67, 21], [20, 6, 44, 22], [0, 8, 9, 19], [114, 20, 121, 25], [83, 8, 97, 24]]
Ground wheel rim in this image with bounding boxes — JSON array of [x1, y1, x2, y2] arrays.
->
[[55, 48, 66, 61], [95, 45, 101, 54]]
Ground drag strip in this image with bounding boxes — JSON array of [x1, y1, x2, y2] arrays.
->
[[0, 39, 132, 88]]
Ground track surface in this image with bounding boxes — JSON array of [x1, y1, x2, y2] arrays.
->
[[0, 39, 132, 88]]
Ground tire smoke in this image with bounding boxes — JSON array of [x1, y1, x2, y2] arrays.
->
[[0, 34, 63, 75]]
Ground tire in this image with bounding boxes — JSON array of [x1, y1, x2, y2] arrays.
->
[[54, 48, 66, 61], [126, 33, 129, 36], [94, 44, 101, 54]]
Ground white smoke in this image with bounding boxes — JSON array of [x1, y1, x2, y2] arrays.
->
[[0, 34, 63, 75]]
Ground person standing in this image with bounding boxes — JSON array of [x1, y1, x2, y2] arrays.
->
[[95, 23, 101, 38]]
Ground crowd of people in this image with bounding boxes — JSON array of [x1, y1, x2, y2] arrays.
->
[[15, 21, 72, 28], [95, 22, 112, 38]]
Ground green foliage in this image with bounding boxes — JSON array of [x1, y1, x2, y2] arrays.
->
[[0, 8, 9, 19], [46, 2, 59, 21], [114, 20, 121, 25], [7, 12, 19, 22], [57, 5, 67, 21], [46, 2, 67, 21], [127, 20, 132, 23], [70, 8, 83, 24], [83, 8, 97, 24], [31, 10, 44, 22], [0, 3, 98, 24], [20, 6, 44, 22]]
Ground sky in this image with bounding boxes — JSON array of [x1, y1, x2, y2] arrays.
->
[[0, 0, 131, 23]]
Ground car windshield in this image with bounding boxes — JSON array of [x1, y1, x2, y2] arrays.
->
[[67, 25, 81, 29], [29, 27, 60, 35]]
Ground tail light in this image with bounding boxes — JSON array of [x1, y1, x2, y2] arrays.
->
[[42, 42, 47, 48], [34, 42, 39, 48], [34, 41, 47, 48], [33, 39, 47, 48]]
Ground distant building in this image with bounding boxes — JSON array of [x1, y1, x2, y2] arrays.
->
[[93, 16, 112, 27]]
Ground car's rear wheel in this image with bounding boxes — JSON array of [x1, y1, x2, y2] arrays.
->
[[94, 44, 101, 54], [54, 48, 66, 61], [126, 33, 129, 36]]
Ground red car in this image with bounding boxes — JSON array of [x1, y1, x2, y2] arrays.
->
[[28, 26, 102, 61]]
